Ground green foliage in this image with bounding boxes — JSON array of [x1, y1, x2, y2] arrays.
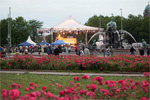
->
[[28, 20, 43, 42], [0, 19, 9, 45], [0, 17, 43, 46]]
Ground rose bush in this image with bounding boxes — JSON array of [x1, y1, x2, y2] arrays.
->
[[0, 54, 149, 72], [1, 73, 150, 100]]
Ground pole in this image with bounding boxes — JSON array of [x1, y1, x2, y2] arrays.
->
[[120, 8, 123, 47], [85, 31, 87, 46], [8, 7, 11, 57], [99, 15, 101, 30], [51, 31, 53, 43], [120, 8, 123, 31], [9, 7, 11, 47], [44, 32, 45, 41]]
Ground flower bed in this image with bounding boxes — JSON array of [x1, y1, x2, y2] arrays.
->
[[0, 54, 149, 72], [1, 73, 150, 100]]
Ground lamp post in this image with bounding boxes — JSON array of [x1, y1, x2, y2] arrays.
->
[[120, 8, 123, 31], [8, 7, 11, 57], [8, 7, 11, 47], [120, 8, 123, 47], [99, 15, 101, 30]]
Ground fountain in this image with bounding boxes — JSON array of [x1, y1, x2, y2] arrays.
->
[[88, 15, 137, 52]]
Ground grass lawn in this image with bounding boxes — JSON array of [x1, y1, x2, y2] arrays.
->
[[1, 73, 146, 94]]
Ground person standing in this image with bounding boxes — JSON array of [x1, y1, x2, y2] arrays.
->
[[79, 48, 84, 56], [47, 46, 53, 55], [68, 45, 71, 53], [147, 46, 150, 56], [54, 45, 60, 55], [24, 48, 28, 54], [58, 45, 62, 53], [102, 48, 106, 57], [75, 45, 79, 55], [110, 46, 114, 57], [38, 46, 41, 55], [106, 47, 110, 57], [139, 47, 144, 56], [84, 46, 90, 56], [130, 46, 136, 55]]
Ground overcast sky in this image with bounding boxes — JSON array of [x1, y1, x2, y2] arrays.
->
[[0, 0, 148, 28]]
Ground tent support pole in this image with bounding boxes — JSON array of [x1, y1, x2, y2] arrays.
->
[[51, 32, 53, 43], [85, 32, 87, 46], [44, 32, 45, 41]]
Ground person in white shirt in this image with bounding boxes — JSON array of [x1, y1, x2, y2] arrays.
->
[[84, 46, 90, 55]]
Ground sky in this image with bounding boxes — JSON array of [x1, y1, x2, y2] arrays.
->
[[0, 0, 149, 28]]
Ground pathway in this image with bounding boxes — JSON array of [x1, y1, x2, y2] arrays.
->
[[0, 71, 144, 77]]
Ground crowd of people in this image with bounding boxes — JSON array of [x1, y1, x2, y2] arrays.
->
[[0, 43, 150, 58], [0, 43, 91, 57], [130, 46, 150, 56]]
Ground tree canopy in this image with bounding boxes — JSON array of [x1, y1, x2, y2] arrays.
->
[[0, 17, 43, 46]]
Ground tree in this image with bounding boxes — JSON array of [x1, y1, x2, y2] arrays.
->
[[0, 17, 43, 46], [11, 17, 29, 45], [0, 19, 8, 46], [140, 16, 150, 44], [28, 20, 43, 42]]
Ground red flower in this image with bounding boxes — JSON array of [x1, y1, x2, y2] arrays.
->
[[29, 83, 34, 86], [140, 97, 147, 100], [91, 76, 103, 82], [90, 84, 97, 92], [86, 85, 90, 89], [29, 97, 36, 100], [74, 76, 80, 81], [9, 89, 20, 99], [1, 89, 7, 98], [81, 75, 89, 79], [10, 83, 18, 88], [115, 88, 120, 94], [47, 91, 54, 98], [25, 88, 29, 91], [18, 84, 21, 88], [30, 92, 36, 97], [41, 86, 46, 90], [29, 86, 34, 90], [34, 84, 37, 88], [59, 90, 64, 96], [86, 91, 91, 96], [143, 72, 150, 77]]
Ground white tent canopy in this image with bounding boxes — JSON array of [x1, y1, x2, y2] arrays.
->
[[26, 36, 36, 45], [38, 16, 103, 45], [52, 16, 103, 32]]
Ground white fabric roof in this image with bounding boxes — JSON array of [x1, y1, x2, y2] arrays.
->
[[52, 16, 103, 32], [26, 36, 36, 45]]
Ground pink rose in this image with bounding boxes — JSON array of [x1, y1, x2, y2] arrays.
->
[[30, 92, 36, 97], [9, 89, 20, 99], [18, 84, 22, 88], [59, 91, 64, 96], [74, 76, 80, 81], [140, 97, 147, 100], [90, 84, 97, 92], [34, 84, 37, 88], [42, 86, 46, 90], [81, 75, 89, 79], [47, 91, 54, 98], [25, 88, 29, 91], [29, 83, 34, 86], [1, 89, 7, 98]]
